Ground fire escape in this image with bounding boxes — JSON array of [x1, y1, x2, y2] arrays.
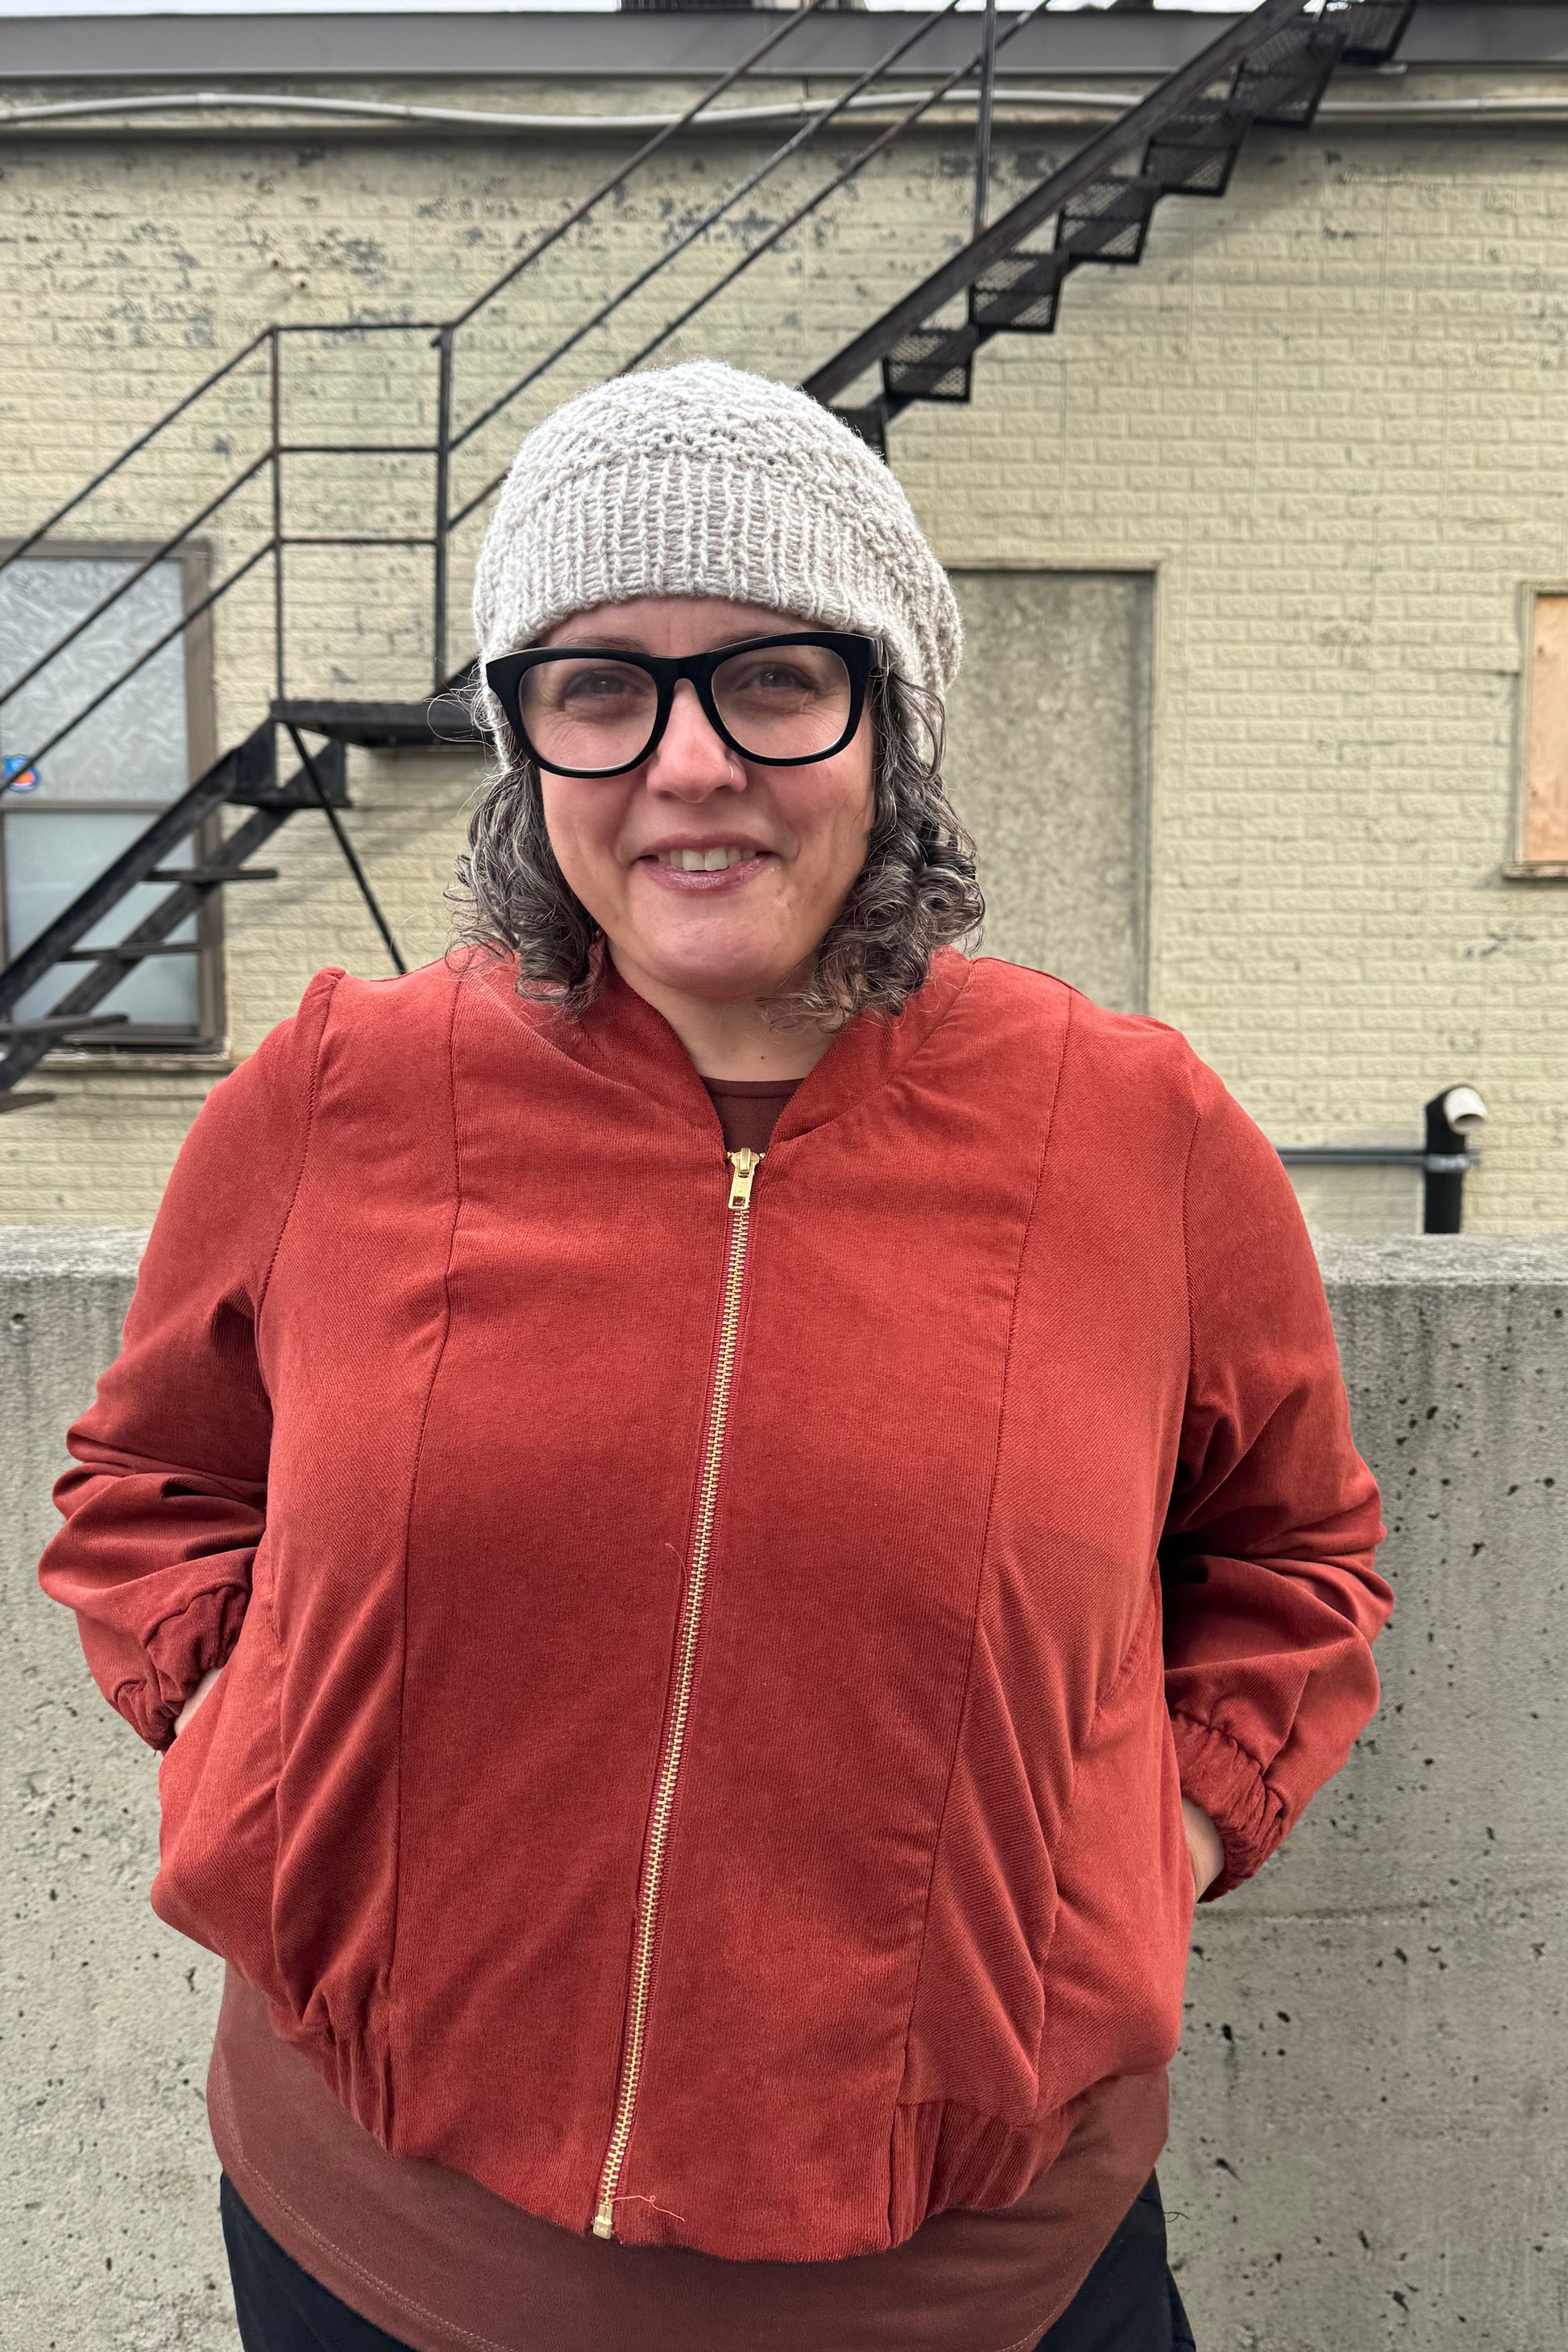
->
[[0, 0, 1411, 1107]]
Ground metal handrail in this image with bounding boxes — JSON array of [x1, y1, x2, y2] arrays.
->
[[0, 450, 272, 711], [11, 541, 274, 773], [803, 0, 1318, 408], [444, 0, 969, 478], [438, 0, 834, 344], [0, 4, 843, 745], [0, 328, 272, 584], [0, 0, 1367, 811], [616, 0, 1053, 384]]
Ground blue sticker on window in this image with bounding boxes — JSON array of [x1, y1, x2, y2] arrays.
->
[[3, 756, 39, 793]]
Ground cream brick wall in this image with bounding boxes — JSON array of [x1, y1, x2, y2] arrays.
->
[[1, 90, 1564, 1229]]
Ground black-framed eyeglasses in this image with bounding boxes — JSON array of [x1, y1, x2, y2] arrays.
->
[[483, 631, 875, 780]]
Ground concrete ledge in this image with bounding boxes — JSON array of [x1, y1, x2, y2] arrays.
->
[[4, 1230, 1566, 2350]]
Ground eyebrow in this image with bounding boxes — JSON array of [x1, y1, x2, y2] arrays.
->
[[544, 628, 799, 655]]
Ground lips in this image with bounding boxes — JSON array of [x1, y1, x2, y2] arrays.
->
[[651, 845, 758, 873]]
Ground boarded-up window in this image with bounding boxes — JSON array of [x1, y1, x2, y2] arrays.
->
[[943, 571, 1151, 1011], [1524, 595, 1568, 865]]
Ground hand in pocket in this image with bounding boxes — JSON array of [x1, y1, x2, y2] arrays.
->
[[173, 1664, 225, 1738], [1181, 1798, 1224, 1898]]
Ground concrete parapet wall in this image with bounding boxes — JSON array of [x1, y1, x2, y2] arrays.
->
[[3, 1229, 1565, 2350]]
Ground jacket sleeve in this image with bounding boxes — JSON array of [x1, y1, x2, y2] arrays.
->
[[1159, 1058, 1392, 1898], [37, 968, 342, 1751]]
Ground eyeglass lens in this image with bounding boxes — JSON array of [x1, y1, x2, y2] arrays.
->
[[519, 644, 854, 774]]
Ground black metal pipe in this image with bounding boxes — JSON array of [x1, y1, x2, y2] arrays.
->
[[972, 0, 999, 242], [433, 331, 454, 695], [271, 326, 286, 707], [1424, 1091, 1474, 1234], [1274, 1085, 1485, 1234]]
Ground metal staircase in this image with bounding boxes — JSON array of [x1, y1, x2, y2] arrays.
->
[[805, 0, 1413, 442], [0, 0, 1412, 1108], [0, 729, 346, 1096]]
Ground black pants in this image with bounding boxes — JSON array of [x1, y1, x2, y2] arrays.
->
[[222, 2171, 1196, 2352]]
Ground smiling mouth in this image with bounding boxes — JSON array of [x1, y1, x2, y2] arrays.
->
[[647, 845, 766, 873]]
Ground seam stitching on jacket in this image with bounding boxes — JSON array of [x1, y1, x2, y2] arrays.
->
[[381, 973, 466, 2143], [1175, 1052, 1205, 1436], [1087, 1577, 1164, 1733], [255, 970, 339, 1652], [882, 980, 1074, 2240], [256, 966, 343, 1327], [214, 2071, 512, 2352]]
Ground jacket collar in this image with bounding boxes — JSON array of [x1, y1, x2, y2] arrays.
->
[[471, 946, 975, 1142]]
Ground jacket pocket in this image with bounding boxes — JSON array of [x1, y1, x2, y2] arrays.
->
[[1033, 1595, 1194, 2114], [151, 1593, 288, 2014]]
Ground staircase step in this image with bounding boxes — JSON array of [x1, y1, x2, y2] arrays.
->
[[59, 943, 201, 963], [883, 324, 978, 404], [1340, 2, 1415, 68], [230, 736, 350, 809], [970, 251, 1064, 335], [273, 696, 479, 752], [1234, 24, 1344, 126], [830, 404, 889, 457], [1056, 173, 1162, 267], [1144, 111, 1248, 199], [147, 866, 280, 885], [0, 720, 277, 1023]]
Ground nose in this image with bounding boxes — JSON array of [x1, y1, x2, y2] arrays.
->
[[642, 679, 743, 799]]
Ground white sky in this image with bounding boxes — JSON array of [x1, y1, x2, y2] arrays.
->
[[0, 2, 1251, 18]]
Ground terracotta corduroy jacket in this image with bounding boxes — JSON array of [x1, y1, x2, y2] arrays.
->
[[39, 948, 1391, 2263]]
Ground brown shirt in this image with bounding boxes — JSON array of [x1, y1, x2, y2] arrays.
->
[[205, 1076, 1169, 2350]]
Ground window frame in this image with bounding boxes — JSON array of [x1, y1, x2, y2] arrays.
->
[[0, 534, 228, 1056]]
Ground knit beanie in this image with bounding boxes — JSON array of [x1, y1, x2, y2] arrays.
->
[[471, 361, 962, 701]]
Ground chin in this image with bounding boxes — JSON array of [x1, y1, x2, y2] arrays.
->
[[663, 957, 792, 1006], [640, 932, 793, 1004]]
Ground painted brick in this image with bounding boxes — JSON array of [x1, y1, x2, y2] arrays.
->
[[0, 101, 1562, 1230]]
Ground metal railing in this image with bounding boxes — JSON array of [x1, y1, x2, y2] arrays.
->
[[0, 0, 1027, 799]]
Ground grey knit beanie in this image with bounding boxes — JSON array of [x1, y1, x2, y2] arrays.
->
[[472, 361, 962, 701]]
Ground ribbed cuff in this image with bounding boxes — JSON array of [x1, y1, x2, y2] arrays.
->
[[1168, 1711, 1285, 1898], [131, 1583, 250, 1749]]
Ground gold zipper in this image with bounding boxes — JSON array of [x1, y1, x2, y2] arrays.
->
[[591, 1145, 762, 2240]]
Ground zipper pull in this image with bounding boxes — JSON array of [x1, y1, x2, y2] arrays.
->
[[591, 2196, 616, 2241], [727, 1147, 761, 1209]]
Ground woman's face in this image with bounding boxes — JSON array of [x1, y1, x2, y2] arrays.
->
[[534, 596, 875, 1009]]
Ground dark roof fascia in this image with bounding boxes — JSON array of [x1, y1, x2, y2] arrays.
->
[[3, 6, 1568, 85]]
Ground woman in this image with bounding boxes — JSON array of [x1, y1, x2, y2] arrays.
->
[[39, 362, 1391, 2352]]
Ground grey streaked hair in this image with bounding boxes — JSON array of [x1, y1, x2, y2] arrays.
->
[[447, 669, 985, 1030]]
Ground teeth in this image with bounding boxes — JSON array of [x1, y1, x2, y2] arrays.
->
[[656, 846, 753, 872]]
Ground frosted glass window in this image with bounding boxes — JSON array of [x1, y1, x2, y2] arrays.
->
[[2, 554, 198, 1033], [0, 557, 189, 803]]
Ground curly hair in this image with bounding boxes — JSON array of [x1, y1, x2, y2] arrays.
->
[[448, 668, 985, 1029]]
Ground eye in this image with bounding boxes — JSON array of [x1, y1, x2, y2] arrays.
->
[[727, 659, 820, 698], [559, 666, 642, 706]]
